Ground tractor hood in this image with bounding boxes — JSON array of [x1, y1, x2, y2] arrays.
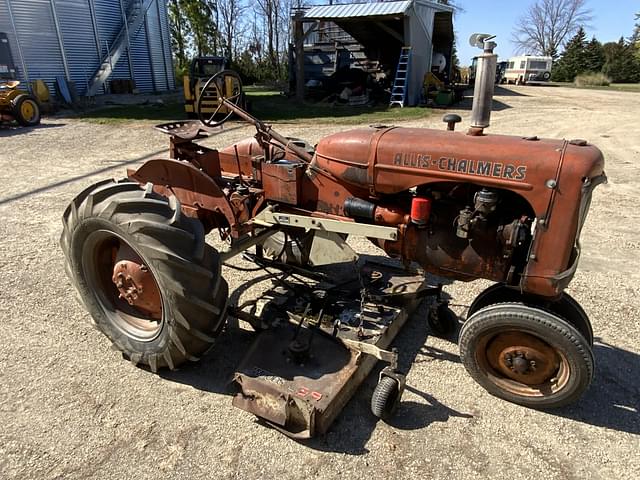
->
[[313, 126, 605, 213]]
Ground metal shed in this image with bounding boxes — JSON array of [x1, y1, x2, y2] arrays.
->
[[0, 0, 174, 96], [294, 0, 454, 106]]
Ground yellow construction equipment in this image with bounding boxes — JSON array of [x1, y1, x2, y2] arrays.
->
[[0, 79, 41, 126], [184, 57, 246, 118]]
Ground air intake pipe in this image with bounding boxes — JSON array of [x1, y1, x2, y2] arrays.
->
[[468, 34, 498, 135]]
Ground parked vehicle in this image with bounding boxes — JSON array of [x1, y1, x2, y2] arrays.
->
[[469, 58, 509, 85], [184, 57, 247, 118], [503, 55, 552, 84]]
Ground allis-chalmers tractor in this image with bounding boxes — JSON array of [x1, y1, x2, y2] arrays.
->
[[61, 36, 606, 436]]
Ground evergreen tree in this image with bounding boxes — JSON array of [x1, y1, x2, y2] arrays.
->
[[631, 12, 640, 60], [551, 27, 587, 82], [602, 38, 640, 83], [584, 37, 605, 73]]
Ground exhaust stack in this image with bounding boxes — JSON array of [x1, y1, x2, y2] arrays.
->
[[468, 34, 498, 135]]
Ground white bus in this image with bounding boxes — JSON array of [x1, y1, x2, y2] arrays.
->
[[503, 55, 552, 84]]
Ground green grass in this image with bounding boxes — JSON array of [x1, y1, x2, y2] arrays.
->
[[75, 101, 185, 125], [248, 89, 429, 125], [553, 81, 640, 92], [76, 87, 430, 125]]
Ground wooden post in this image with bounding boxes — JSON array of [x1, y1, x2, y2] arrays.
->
[[294, 12, 305, 103]]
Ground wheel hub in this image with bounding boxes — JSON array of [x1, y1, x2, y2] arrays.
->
[[487, 332, 560, 385], [111, 245, 161, 319]]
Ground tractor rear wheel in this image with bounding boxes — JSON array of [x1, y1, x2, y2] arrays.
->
[[60, 179, 228, 371], [13, 94, 41, 126], [459, 303, 594, 409]]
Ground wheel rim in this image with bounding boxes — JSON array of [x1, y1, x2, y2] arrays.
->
[[21, 100, 37, 122], [476, 330, 571, 397], [82, 230, 164, 341]]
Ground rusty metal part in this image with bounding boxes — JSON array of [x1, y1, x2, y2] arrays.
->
[[312, 127, 604, 296], [487, 332, 559, 385], [476, 330, 570, 397], [155, 121, 222, 141], [231, 262, 432, 438], [262, 162, 304, 205], [111, 244, 162, 319], [136, 62, 604, 300], [374, 205, 410, 226], [128, 158, 242, 236]]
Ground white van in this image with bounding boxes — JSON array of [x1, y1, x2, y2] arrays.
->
[[503, 55, 552, 84]]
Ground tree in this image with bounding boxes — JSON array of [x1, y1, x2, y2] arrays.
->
[[584, 37, 604, 73], [631, 12, 640, 61], [168, 0, 188, 71], [512, 0, 592, 58], [602, 38, 640, 83], [182, 0, 220, 56], [551, 27, 587, 81], [219, 0, 247, 62], [630, 12, 640, 45]]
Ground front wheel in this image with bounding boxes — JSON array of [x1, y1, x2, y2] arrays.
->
[[13, 94, 41, 126], [60, 179, 228, 371], [459, 303, 594, 409]]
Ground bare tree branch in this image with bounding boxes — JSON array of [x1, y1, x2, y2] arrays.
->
[[511, 0, 592, 58]]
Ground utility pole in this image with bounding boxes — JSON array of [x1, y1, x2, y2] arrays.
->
[[293, 11, 305, 102]]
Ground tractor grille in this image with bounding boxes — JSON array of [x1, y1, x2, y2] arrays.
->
[[197, 82, 219, 109]]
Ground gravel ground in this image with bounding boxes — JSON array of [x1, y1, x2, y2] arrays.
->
[[0, 86, 638, 479]]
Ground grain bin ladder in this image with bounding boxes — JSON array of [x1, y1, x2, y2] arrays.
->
[[389, 47, 412, 107], [86, 0, 155, 96]]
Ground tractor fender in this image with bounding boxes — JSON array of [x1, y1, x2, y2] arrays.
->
[[128, 158, 238, 234]]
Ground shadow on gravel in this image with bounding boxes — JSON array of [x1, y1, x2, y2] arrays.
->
[[0, 122, 66, 137], [0, 150, 164, 206], [454, 95, 512, 112], [304, 300, 471, 454], [0, 125, 244, 206], [161, 264, 471, 454], [492, 86, 530, 96], [553, 341, 640, 436]]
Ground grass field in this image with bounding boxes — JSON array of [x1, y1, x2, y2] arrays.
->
[[77, 87, 430, 125], [552, 82, 640, 92]]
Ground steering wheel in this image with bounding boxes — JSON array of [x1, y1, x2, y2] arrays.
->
[[196, 69, 244, 128]]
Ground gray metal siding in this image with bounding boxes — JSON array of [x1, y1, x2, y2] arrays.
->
[[130, 21, 154, 92], [55, 0, 100, 94], [8, 0, 66, 90], [157, 0, 174, 89], [407, 3, 435, 106], [145, 1, 168, 91], [0, 0, 176, 94], [0, 0, 24, 81], [94, 0, 131, 81]]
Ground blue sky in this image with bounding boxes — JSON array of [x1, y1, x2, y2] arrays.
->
[[453, 0, 639, 65]]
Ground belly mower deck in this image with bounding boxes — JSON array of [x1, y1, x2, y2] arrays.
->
[[229, 260, 448, 438]]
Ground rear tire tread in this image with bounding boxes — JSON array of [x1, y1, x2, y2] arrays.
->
[[61, 179, 228, 371]]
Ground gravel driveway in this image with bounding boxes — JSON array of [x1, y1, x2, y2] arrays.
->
[[0, 85, 638, 479]]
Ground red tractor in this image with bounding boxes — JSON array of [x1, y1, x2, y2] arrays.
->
[[61, 35, 605, 433]]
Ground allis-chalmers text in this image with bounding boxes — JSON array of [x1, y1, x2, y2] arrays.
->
[[393, 153, 527, 181]]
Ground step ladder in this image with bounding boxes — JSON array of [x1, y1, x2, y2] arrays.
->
[[389, 46, 412, 107]]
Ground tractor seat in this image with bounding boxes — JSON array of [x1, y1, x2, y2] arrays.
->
[[154, 120, 221, 141], [0, 80, 20, 89]]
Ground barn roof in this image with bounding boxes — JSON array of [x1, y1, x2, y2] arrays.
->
[[303, 0, 452, 20]]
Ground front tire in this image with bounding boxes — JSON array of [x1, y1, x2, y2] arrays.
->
[[60, 179, 228, 371], [459, 303, 594, 409], [13, 94, 41, 126]]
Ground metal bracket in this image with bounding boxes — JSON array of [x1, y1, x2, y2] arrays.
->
[[252, 207, 398, 241], [219, 228, 279, 262], [340, 338, 398, 370]]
